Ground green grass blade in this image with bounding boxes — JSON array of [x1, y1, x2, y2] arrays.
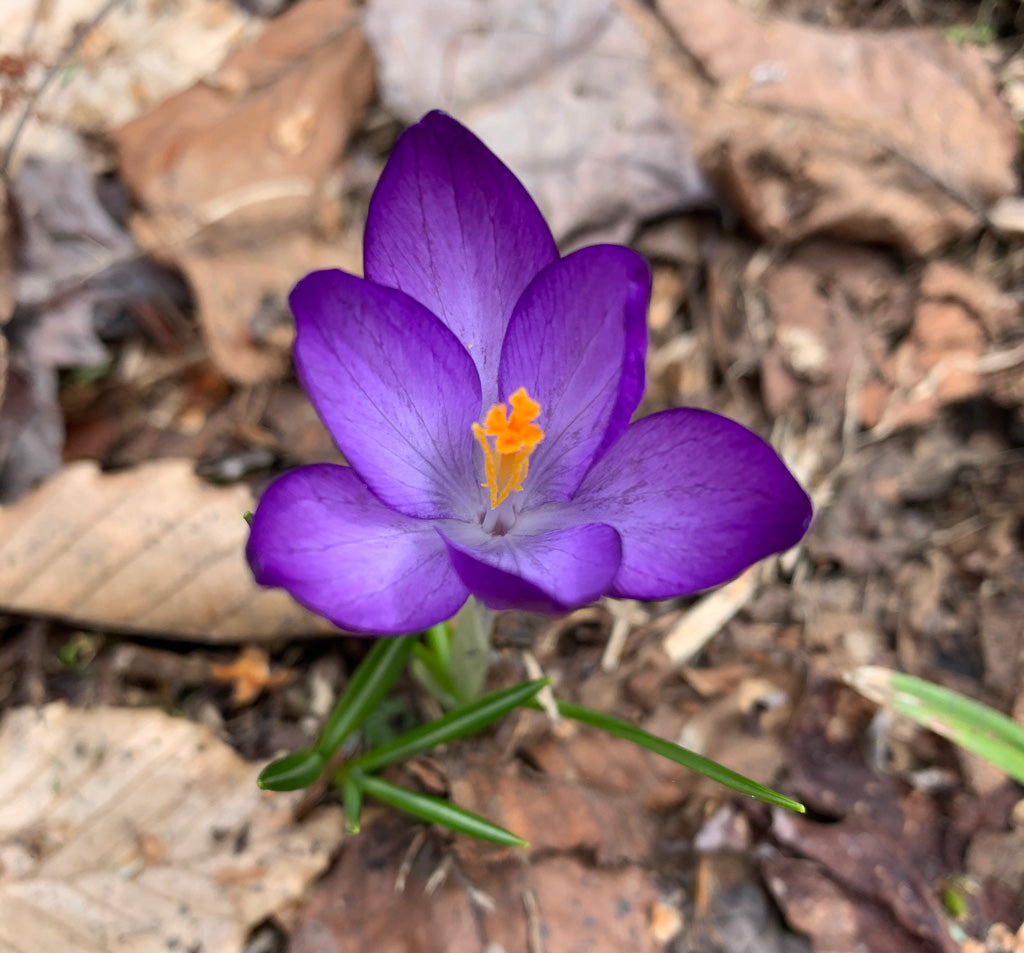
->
[[848, 667, 1024, 785], [525, 697, 805, 813], [315, 634, 418, 758], [257, 748, 325, 791], [358, 774, 527, 847], [342, 770, 364, 833], [425, 621, 452, 674], [348, 679, 548, 775]]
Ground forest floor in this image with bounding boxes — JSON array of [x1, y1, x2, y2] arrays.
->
[[0, 1, 1022, 951]]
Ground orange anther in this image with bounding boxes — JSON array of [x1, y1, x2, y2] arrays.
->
[[472, 387, 545, 508]]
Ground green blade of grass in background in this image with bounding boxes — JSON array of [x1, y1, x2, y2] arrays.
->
[[357, 774, 527, 847], [342, 770, 364, 833], [848, 666, 1024, 785], [523, 697, 806, 813]]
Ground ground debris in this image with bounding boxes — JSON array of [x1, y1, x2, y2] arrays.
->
[[632, 0, 1017, 254]]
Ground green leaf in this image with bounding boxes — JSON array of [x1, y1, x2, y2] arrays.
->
[[258, 748, 325, 791], [348, 679, 549, 776], [342, 770, 364, 833], [525, 697, 806, 813], [425, 621, 453, 674], [357, 774, 527, 847], [411, 643, 458, 707], [848, 667, 1024, 785], [315, 634, 418, 758]]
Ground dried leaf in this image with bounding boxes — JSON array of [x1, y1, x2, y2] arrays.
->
[[448, 752, 656, 866], [0, 703, 344, 953], [366, 0, 712, 243], [630, 0, 1016, 254], [0, 459, 335, 641], [178, 231, 360, 385], [0, 361, 63, 505], [290, 816, 662, 953], [771, 810, 959, 953], [115, 0, 372, 246], [114, 0, 373, 383], [0, 0, 257, 170]]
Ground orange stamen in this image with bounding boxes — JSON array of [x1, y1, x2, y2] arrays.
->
[[472, 387, 545, 508]]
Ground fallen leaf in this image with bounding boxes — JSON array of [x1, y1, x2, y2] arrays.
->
[[629, 0, 1017, 254], [115, 0, 372, 244], [0, 360, 63, 504], [0, 0, 257, 171], [0, 459, 336, 641], [177, 230, 361, 385], [114, 0, 373, 383], [764, 855, 922, 953], [771, 810, 959, 953], [448, 750, 656, 866], [1, 158, 189, 502], [365, 0, 713, 244], [0, 702, 344, 953], [787, 680, 905, 824], [289, 815, 662, 953]]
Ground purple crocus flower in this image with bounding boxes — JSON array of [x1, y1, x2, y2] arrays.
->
[[247, 111, 812, 635]]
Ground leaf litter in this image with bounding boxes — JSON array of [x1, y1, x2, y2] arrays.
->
[[0, 702, 344, 953], [1, 0, 1023, 951]]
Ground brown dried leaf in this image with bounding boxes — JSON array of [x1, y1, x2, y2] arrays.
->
[[0, 459, 335, 641], [0, 703, 344, 953], [178, 231, 360, 385], [289, 816, 662, 953], [448, 751, 656, 866], [0, 0, 256, 170], [771, 810, 959, 953], [631, 0, 1017, 254], [115, 0, 372, 247], [114, 0, 373, 384], [764, 855, 922, 953]]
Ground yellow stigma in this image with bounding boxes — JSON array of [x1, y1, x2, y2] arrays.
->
[[472, 387, 545, 509]]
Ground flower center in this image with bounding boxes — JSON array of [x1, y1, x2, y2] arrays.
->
[[472, 387, 545, 509]]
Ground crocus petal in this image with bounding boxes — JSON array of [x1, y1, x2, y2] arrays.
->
[[247, 465, 469, 635], [498, 245, 650, 502], [572, 410, 813, 599], [438, 516, 621, 614], [291, 269, 481, 521], [364, 111, 558, 407]]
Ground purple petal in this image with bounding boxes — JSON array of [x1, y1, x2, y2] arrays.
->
[[499, 245, 650, 503], [572, 410, 813, 599], [290, 270, 481, 520], [364, 111, 558, 407], [247, 465, 469, 635], [438, 515, 621, 614]]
